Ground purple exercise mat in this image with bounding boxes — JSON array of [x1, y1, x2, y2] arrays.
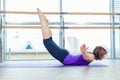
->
[[0, 63, 108, 68]]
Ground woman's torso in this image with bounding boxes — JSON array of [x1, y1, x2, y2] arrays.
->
[[62, 53, 92, 66]]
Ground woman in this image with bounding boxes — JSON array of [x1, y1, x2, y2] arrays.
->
[[37, 8, 107, 66]]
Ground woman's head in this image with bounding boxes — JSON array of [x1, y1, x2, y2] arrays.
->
[[93, 46, 107, 60]]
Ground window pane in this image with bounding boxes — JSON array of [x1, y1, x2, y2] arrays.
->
[[63, 0, 109, 12], [63, 0, 110, 26], [114, 0, 120, 58], [5, 0, 60, 60], [6, 14, 60, 25], [63, 15, 110, 26], [65, 29, 111, 58], [6, 0, 60, 25], [6, 0, 59, 12], [115, 29, 120, 58], [6, 29, 59, 60]]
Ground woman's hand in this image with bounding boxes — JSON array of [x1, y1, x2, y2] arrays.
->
[[80, 44, 89, 53], [80, 44, 94, 61]]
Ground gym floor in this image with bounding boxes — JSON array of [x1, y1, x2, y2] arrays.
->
[[0, 59, 120, 80]]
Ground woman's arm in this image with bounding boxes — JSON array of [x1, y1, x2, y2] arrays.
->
[[80, 44, 94, 61]]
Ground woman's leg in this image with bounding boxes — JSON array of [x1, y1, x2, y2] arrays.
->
[[37, 8, 69, 62], [43, 37, 69, 62], [37, 8, 52, 39]]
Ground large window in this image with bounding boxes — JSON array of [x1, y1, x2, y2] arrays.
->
[[63, 0, 111, 58], [1, 0, 119, 60], [4, 0, 60, 60]]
